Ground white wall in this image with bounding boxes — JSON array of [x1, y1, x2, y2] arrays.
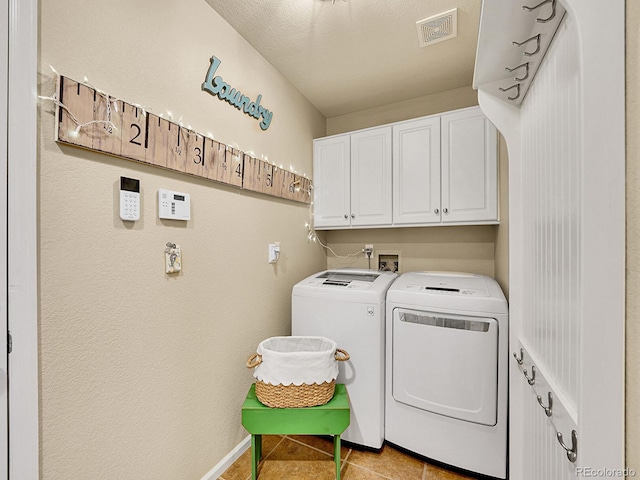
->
[[38, 1, 326, 478]]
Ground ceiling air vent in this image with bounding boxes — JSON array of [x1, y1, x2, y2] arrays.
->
[[416, 8, 458, 48]]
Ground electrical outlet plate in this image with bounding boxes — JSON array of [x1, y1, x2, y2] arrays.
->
[[364, 244, 374, 257], [268, 242, 280, 264]]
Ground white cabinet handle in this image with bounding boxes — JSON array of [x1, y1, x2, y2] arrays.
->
[[434, 208, 439, 214], [351, 214, 355, 218], [344, 214, 348, 219], [443, 208, 449, 214]]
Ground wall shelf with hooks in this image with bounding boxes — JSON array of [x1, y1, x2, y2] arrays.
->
[[473, 0, 566, 106]]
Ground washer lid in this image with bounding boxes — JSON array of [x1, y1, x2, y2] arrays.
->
[[293, 269, 398, 302], [316, 270, 380, 287]]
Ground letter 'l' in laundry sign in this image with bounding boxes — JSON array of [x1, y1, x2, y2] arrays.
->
[[202, 55, 273, 131]]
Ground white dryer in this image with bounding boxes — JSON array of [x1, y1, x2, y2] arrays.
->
[[385, 272, 508, 479], [292, 269, 397, 449]]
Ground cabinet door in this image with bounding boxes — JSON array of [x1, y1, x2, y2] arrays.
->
[[350, 127, 392, 227], [392, 117, 441, 225], [313, 135, 351, 228], [441, 107, 498, 223]]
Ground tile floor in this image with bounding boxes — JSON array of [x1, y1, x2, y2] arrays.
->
[[218, 435, 477, 480]]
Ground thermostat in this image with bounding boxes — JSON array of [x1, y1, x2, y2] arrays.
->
[[158, 189, 191, 220]]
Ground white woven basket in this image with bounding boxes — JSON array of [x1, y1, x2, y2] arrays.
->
[[246, 336, 349, 408]]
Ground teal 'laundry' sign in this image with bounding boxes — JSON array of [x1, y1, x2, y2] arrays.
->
[[202, 55, 273, 131]]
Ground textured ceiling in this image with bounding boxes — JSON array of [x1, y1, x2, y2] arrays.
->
[[204, 0, 480, 118]]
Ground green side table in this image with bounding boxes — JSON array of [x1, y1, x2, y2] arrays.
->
[[241, 383, 350, 480]]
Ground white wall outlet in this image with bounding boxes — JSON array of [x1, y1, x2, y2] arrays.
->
[[364, 244, 374, 258], [268, 242, 280, 264]]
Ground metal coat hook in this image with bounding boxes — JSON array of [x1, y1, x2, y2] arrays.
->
[[512, 34, 541, 56], [523, 364, 536, 385], [166, 242, 177, 249], [505, 62, 530, 81], [522, 0, 556, 23], [556, 430, 578, 463], [513, 348, 524, 365], [536, 391, 553, 417], [499, 83, 521, 101]]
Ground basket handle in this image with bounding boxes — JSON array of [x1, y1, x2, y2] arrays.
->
[[246, 353, 263, 368], [335, 348, 350, 361]]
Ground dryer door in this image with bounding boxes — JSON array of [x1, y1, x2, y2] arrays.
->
[[392, 308, 498, 426]]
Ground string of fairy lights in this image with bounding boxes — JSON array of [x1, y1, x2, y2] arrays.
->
[[39, 66, 364, 261]]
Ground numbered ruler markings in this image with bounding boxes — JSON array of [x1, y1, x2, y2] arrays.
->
[[207, 143, 227, 184], [120, 103, 148, 162], [203, 138, 224, 182], [280, 170, 297, 201], [227, 148, 244, 188], [92, 97, 123, 156], [57, 77, 95, 149], [242, 155, 263, 193], [271, 166, 284, 198], [261, 161, 277, 196], [166, 123, 188, 172], [146, 114, 169, 168], [185, 132, 205, 177], [54, 75, 311, 203]]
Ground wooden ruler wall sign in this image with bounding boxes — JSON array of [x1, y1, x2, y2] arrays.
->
[[54, 75, 311, 204]]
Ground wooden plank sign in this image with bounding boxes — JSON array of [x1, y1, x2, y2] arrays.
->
[[54, 75, 311, 204]]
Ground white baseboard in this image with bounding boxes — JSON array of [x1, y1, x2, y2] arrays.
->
[[201, 435, 251, 480]]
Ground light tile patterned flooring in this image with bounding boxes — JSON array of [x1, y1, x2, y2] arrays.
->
[[218, 435, 477, 480]]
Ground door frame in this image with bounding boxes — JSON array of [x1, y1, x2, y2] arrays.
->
[[1, 0, 9, 475], [7, 0, 39, 478]]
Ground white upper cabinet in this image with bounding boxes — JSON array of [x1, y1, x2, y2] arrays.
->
[[313, 134, 350, 228], [350, 127, 392, 227], [313, 106, 498, 230], [392, 116, 441, 225], [313, 127, 392, 228], [441, 108, 498, 223]]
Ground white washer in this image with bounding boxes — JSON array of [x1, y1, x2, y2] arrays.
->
[[385, 272, 508, 479], [292, 269, 397, 449]]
